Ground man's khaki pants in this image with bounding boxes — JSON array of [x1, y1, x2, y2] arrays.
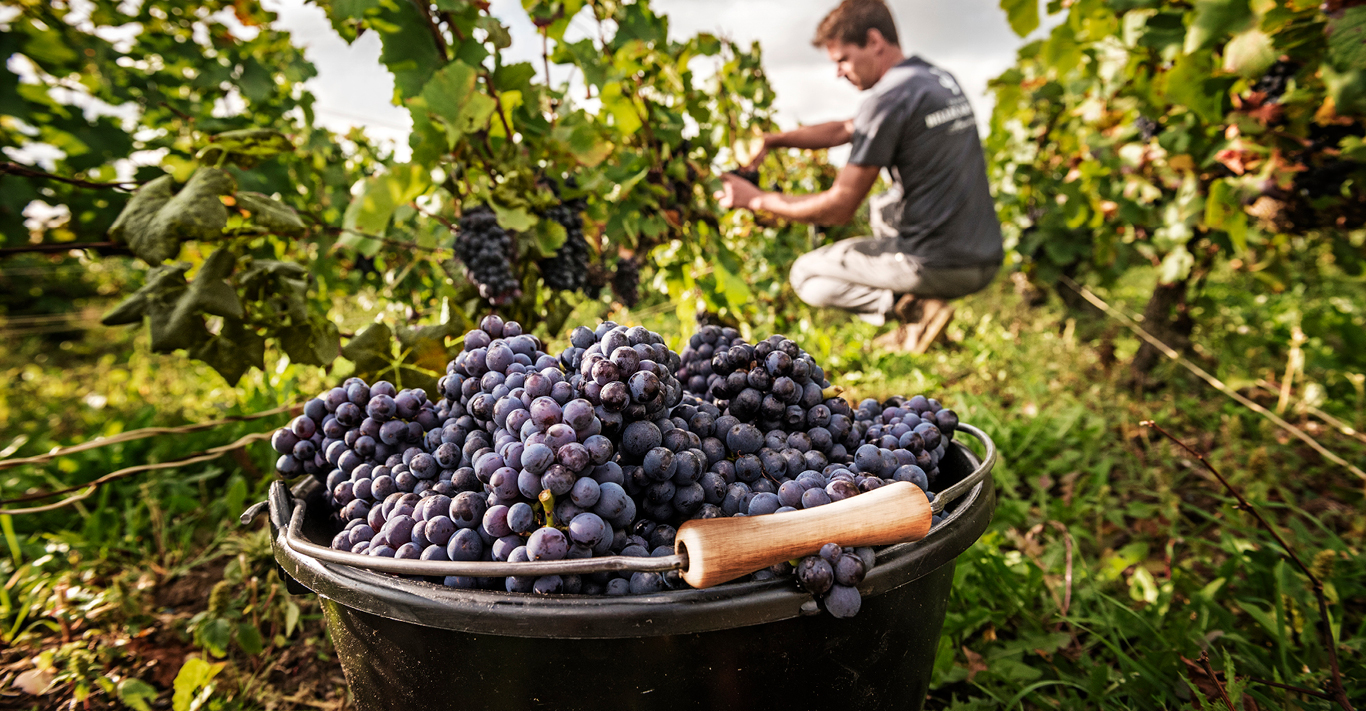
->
[[789, 237, 999, 326]]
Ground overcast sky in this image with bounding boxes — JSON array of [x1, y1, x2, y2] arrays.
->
[[265, 0, 1038, 162]]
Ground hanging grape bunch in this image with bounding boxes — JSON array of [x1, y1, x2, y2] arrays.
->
[[1252, 59, 1297, 102], [610, 256, 640, 308], [453, 206, 521, 305], [539, 196, 594, 295], [270, 319, 960, 615]]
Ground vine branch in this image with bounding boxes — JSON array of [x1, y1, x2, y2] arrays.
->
[[0, 402, 300, 472], [0, 241, 131, 257], [1, 162, 139, 191], [0, 430, 273, 514]]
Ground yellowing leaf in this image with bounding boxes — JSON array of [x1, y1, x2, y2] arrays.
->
[[1222, 29, 1276, 78], [171, 658, 224, 711]]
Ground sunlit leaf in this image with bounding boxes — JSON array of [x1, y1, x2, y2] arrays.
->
[[341, 164, 432, 255], [1184, 0, 1254, 54], [1000, 0, 1041, 37], [171, 658, 224, 711]]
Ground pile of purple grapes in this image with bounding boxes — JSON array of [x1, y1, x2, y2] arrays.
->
[[271, 316, 959, 617]]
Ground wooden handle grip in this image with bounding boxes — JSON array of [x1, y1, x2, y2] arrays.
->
[[674, 481, 932, 589]]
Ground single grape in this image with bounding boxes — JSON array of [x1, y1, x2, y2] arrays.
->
[[527, 527, 569, 561], [824, 584, 862, 618]]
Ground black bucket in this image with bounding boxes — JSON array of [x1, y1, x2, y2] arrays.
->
[[257, 426, 996, 711]]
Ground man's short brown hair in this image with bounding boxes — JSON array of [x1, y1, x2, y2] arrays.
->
[[812, 0, 900, 48]]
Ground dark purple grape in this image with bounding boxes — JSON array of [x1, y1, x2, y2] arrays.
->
[[527, 527, 569, 561], [797, 556, 834, 594], [450, 491, 487, 528], [824, 584, 861, 618], [507, 502, 536, 533], [447, 528, 484, 561], [567, 512, 608, 547], [272, 428, 300, 455], [541, 465, 575, 496], [563, 399, 596, 430], [425, 515, 456, 546]]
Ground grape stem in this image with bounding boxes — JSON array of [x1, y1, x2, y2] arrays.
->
[[539, 489, 556, 528]]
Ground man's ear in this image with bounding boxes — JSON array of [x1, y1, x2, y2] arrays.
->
[[865, 28, 886, 50]]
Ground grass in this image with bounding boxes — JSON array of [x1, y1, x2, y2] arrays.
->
[[0, 262, 1361, 710]]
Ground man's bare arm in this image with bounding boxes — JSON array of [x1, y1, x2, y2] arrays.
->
[[717, 163, 880, 225], [764, 120, 855, 151]]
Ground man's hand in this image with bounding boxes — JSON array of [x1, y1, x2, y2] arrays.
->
[[714, 172, 765, 211], [743, 136, 771, 170]]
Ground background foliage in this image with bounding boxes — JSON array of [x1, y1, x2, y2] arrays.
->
[[990, 0, 1366, 379]]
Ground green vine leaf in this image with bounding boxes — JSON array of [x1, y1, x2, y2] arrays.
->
[[238, 259, 310, 323], [1327, 7, 1366, 73], [1000, 0, 1041, 38], [236, 192, 306, 237], [1223, 29, 1276, 78], [492, 202, 537, 232], [415, 60, 498, 145], [148, 298, 209, 353], [172, 247, 244, 323], [107, 168, 236, 264], [108, 175, 177, 264], [101, 262, 191, 326], [341, 164, 432, 256], [1184, 0, 1255, 53], [191, 320, 265, 385], [279, 316, 341, 367], [158, 167, 237, 241], [206, 128, 294, 158], [341, 322, 395, 375]]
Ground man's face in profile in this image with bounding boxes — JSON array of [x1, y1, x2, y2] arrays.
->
[[824, 30, 890, 91]]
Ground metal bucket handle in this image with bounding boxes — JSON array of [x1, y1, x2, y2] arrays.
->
[[246, 423, 996, 581]]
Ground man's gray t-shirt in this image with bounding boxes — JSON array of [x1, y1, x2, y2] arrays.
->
[[848, 56, 1003, 268]]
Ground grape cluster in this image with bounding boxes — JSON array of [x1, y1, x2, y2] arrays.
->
[[1253, 60, 1297, 101], [794, 544, 874, 618], [559, 321, 685, 431], [271, 318, 961, 616], [850, 394, 957, 490], [1134, 116, 1158, 142], [454, 206, 521, 305], [706, 335, 841, 437], [675, 324, 743, 395], [269, 378, 448, 488], [610, 256, 640, 308], [538, 198, 594, 295]]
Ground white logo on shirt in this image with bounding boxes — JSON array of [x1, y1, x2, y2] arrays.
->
[[925, 100, 974, 129], [929, 68, 962, 95]]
